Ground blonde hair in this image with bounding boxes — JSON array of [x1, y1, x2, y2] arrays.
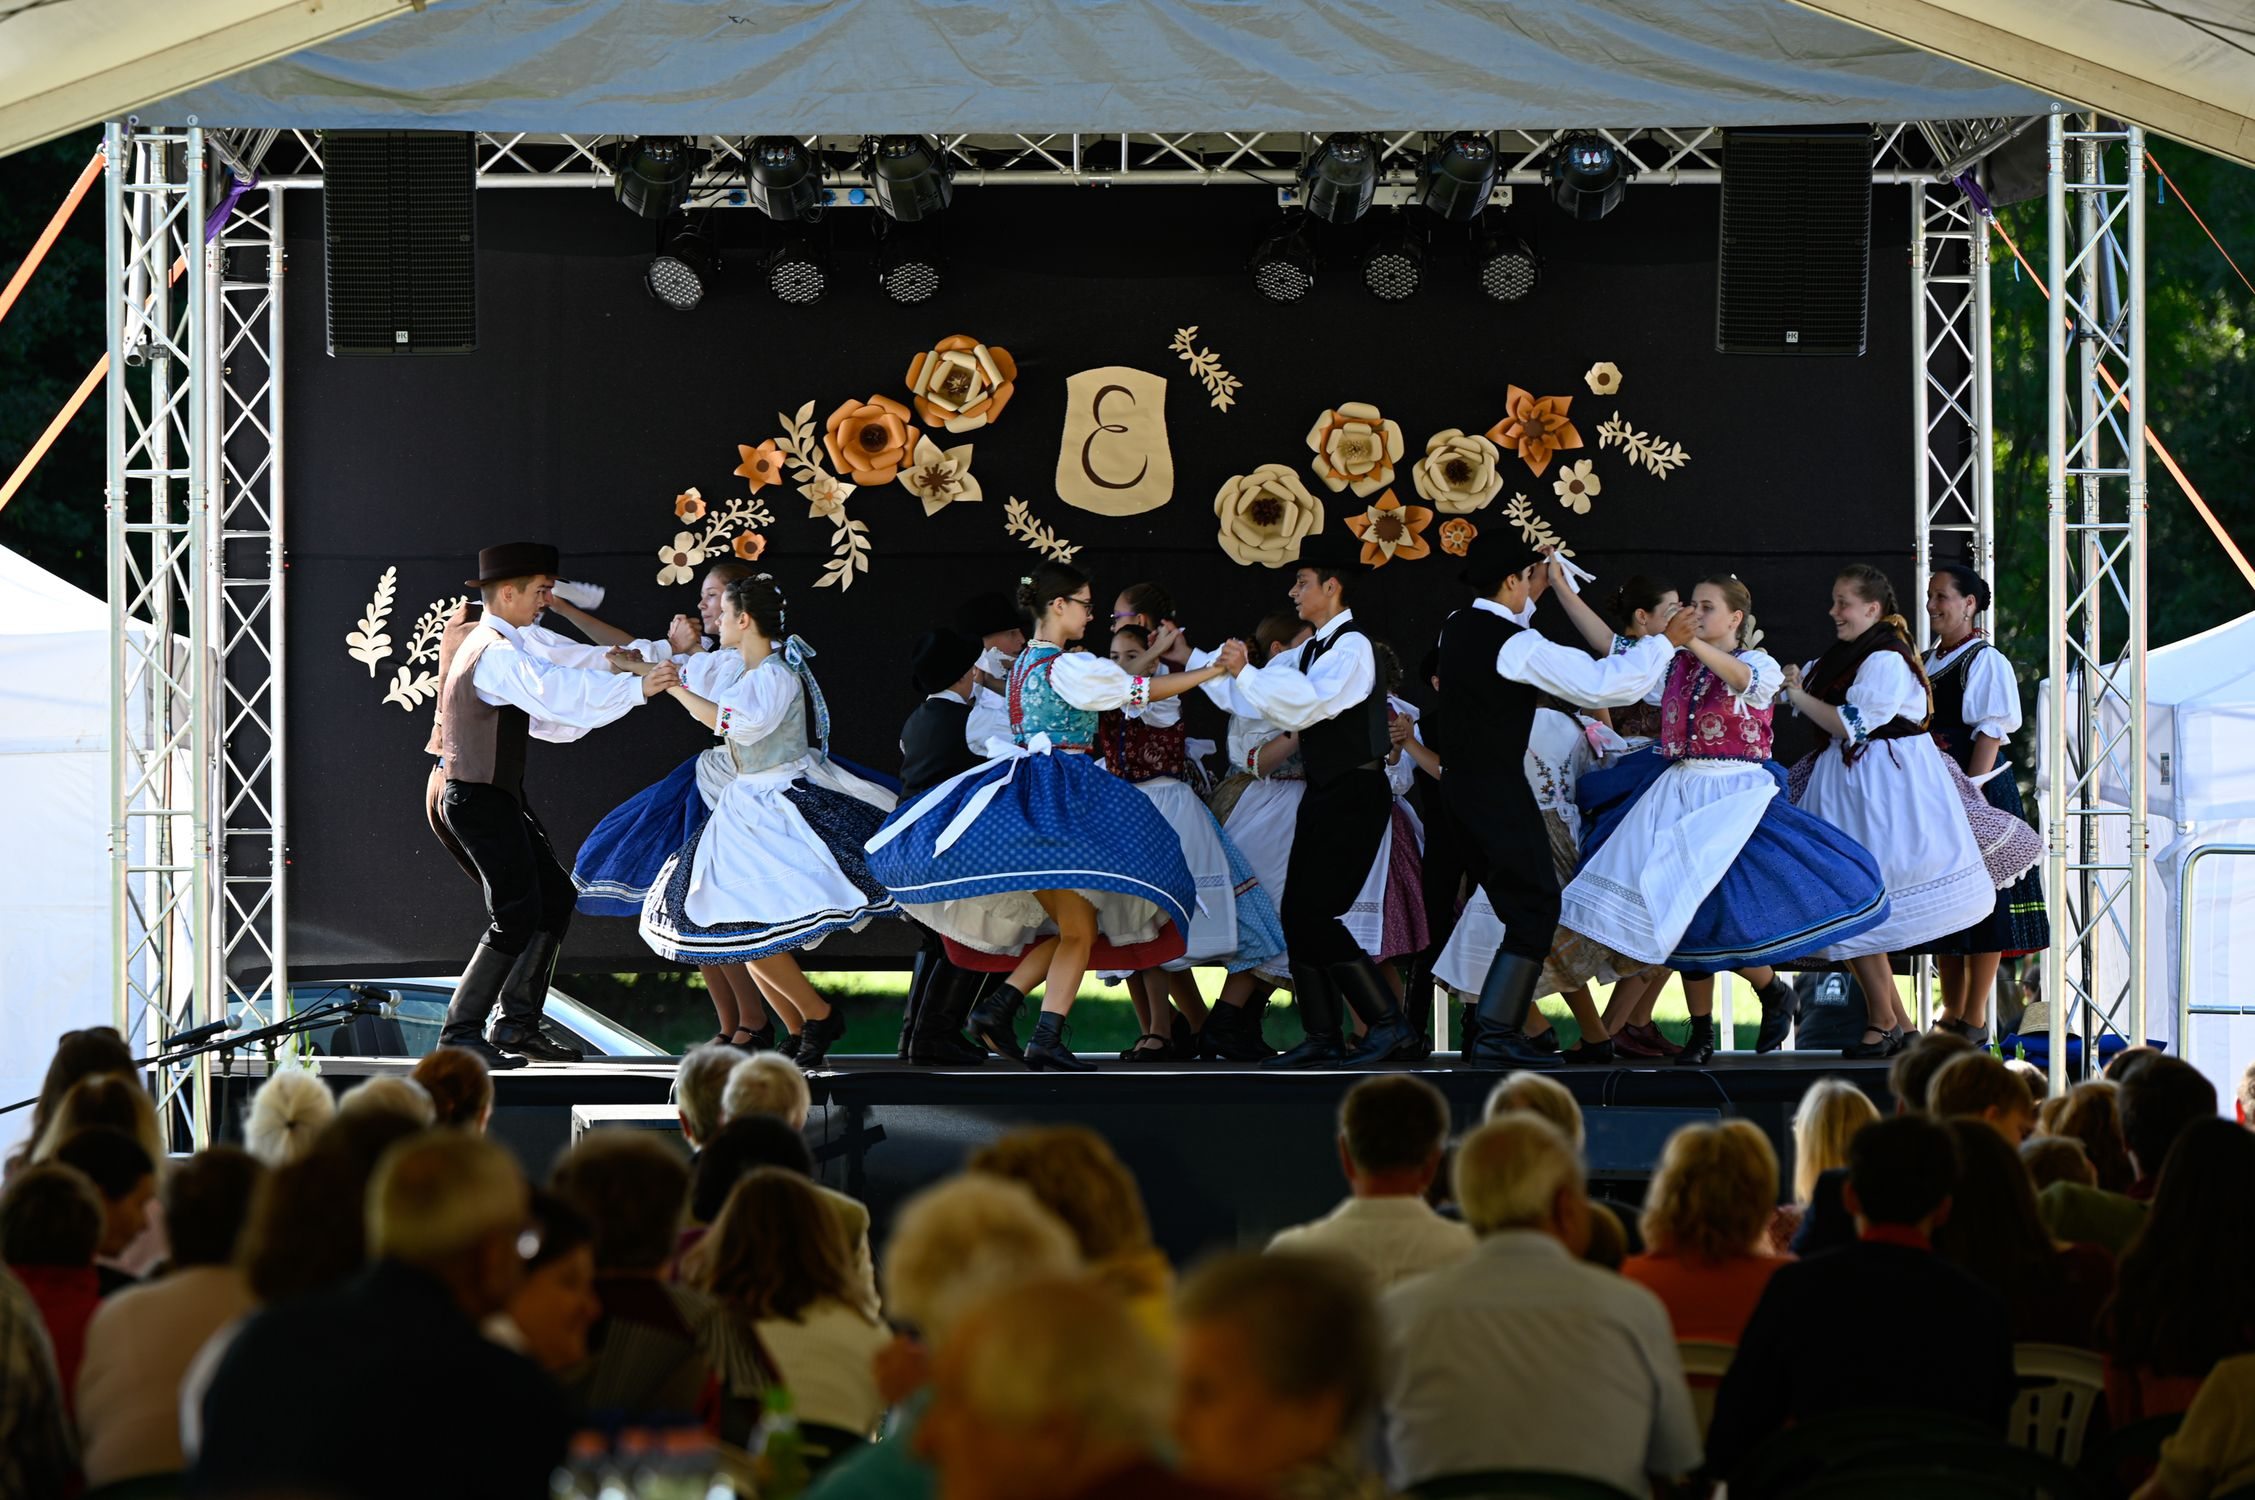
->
[[337, 1075, 437, 1129], [883, 1175, 1080, 1340], [1929, 1051, 2036, 1124], [32, 1073, 164, 1170], [721, 1053, 812, 1132], [1639, 1120, 1779, 1263], [1483, 1072, 1585, 1152], [244, 1070, 336, 1165], [1453, 1114, 1583, 1235], [366, 1132, 526, 1264], [674, 1044, 741, 1144], [966, 1126, 1154, 1262], [945, 1275, 1170, 1446], [1792, 1077, 1880, 1204]]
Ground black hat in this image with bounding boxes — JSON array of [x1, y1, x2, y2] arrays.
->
[[1294, 531, 1366, 576], [465, 541, 561, 588], [1458, 536, 1549, 596], [911, 625, 983, 695], [953, 590, 1024, 640]]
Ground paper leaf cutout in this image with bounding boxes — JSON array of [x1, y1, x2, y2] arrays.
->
[[1595, 411, 1690, 479], [345, 568, 398, 673], [816, 517, 873, 591], [1169, 326, 1241, 412], [1502, 495, 1576, 557], [382, 666, 438, 711], [1004, 497, 1082, 564], [405, 596, 462, 667]]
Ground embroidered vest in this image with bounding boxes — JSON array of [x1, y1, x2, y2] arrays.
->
[[1434, 606, 1540, 787], [722, 659, 814, 774], [1008, 642, 1100, 752], [1098, 710, 1189, 783], [1658, 650, 1773, 762], [438, 625, 528, 798]]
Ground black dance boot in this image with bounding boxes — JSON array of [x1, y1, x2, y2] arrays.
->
[[909, 965, 989, 1066], [1461, 954, 1555, 1069], [1396, 956, 1438, 1062], [897, 944, 935, 1060], [795, 1010, 847, 1070], [441, 942, 526, 1070], [1333, 961, 1419, 1067], [489, 933, 583, 1062], [1753, 975, 1797, 1054], [1202, 999, 1271, 1064], [966, 983, 1028, 1062], [1243, 988, 1280, 1060], [1264, 964, 1345, 1069], [1025, 1011, 1097, 1072], [1674, 1014, 1717, 1067]]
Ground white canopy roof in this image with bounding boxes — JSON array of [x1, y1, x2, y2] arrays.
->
[[2042, 609, 2255, 826]]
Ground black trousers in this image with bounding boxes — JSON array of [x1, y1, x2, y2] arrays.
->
[[1446, 773, 1560, 966], [1280, 766, 1393, 966], [1417, 789, 1475, 965], [434, 779, 576, 957]]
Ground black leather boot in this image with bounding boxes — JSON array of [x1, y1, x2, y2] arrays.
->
[[1243, 987, 1280, 1060], [910, 964, 988, 1066], [1674, 1013, 1716, 1067], [1202, 998, 1271, 1064], [1025, 1011, 1096, 1072], [1461, 954, 1556, 1069], [1334, 961, 1419, 1067], [1397, 956, 1438, 1062], [1753, 975, 1797, 1054], [897, 944, 935, 1060], [441, 942, 526, 1070], [1264, 963, 1344, 1069], [490, 933, 583, 1061], [795, 1009, 847, 1070], [967, 983, 1028, 1062], [777, 1030, 804, 1061]]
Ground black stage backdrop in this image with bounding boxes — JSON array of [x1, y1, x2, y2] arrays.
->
[[283, 184, 1916, 975]]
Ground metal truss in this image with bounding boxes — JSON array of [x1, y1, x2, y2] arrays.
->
[[2043, 111, 2149, 1092]]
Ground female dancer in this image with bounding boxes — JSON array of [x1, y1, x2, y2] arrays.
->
[[1922, 563, 2049, 1045], [1782, 564, 1999, 1057], [636, 574, 901, 1070], [1557, 574, 1890, 1063], [863, 562, 1231, 1071]]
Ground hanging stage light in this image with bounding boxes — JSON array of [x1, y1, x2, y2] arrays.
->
[[748, 136, 821, 221], [1361, 214, 1426, 301], [862, 136, 954, 222], [1547, 134, 1629, 221], [876, 223, 944, 304], [764, 239, 829, 305], [1419, 133, 1498, 223], [1473, 220, 1540, 302], [646, 220, 714, 312], [1298, 133, 1377, 226], [1249, 213, 1317, 302], [607, 136, 703, 220]]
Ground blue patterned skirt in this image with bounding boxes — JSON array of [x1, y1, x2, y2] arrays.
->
[[1923, 768, 2052, 957], [1215, 807, 1287, 974], [573, 754, 707, 919]]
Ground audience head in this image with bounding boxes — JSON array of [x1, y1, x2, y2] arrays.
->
[[1337, 1075, 1450, 1194], [883, 1175, 1080, 1343], [720, 1053, 812, 1132], [549, 1130, 689, 1274], [1640, 1120, 1779, 1264], [1929, 1051, 2039, 1143], [686, 1167, 859, 1322], [1792, 1076, 1881, 1204], [34, 1071, 164, 1170], [967, 1126, 1155, 1267], [918, 1276, 1170, 1500], [1453, 1114, 1587, 1252], [1844, 1114, 1960, 1233], [410, 1046, 494, 1131], [2053, 1081, 2135, 1192], [2021, 1135, 2098, 1192], [1887, 1030, 1975, 1115], [2036, 1092, 2072, 1137], [1934, 1119, 2058, 1297], [0, 1162, 102, 1268], [239, 1107, 425, 1302], [689, 1113, 815, 1225], [161, 1144, 265, 1269], [243, 1070, 337, 1165], [2105, 1045, 2164, 1083], [1581, 1200, 1629, 1272], [2108, 1118, 2255, 1377], [2003, 1058, 2046, 1108], [1173, 1251, 1380, 1491], [673, 1043, 740, 1148], [2239, 1059, 2255, 1127], [337, 1075, 437, 1129], [2118, 1055, 2220, 1183], [24, 1027, 135, 1162], [1482, 1071, 1586, 1153], [52, 1126, 157, 1257], [367, 1132, 530, 1319], [506, 1189, 600, 1373]]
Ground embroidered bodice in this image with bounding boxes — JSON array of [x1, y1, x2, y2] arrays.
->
[[1008, 641, 1153, 752], [1607, 634, 1664, 740], [1098, 710, 1188, 782], [711, 652, 821, 774], [1658, 648, 1780, 762]]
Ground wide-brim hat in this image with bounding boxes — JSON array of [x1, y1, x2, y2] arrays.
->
[[952, 590, 1025, 640], [465, 541, 561, 588], [911, 625, 984, 695], [1294, 531, 1366, 575]]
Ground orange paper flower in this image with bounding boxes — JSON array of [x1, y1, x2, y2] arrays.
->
[[823, 395, 919, 487], [674, 487, 706, 523], [1342, 490, 1433, 569], [905, 336, 1018, 433], [1438, 517, 1478, 556], [732, 531, 767, 562], [1486, 385, 1583, 478], [735, 440, 785, 493]]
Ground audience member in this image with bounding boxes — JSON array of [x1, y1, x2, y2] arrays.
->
[[241, 1068, 335, 1164], [40, 1075, 165, 1173], [2037, 1091, 2072, 1137], [1623, 1120, 1786, 1344], [2004, 1057, 2047, 1109], [411, 1045, 495, 1131], [2107, 1045, 2165, 1082], [490, 1189, 600, 1374], [195, 1133, 570, 1499], [16, 1027, 136, 1170], [674, 1042, 741, 1150], [2047, 1056, 2217, 1253], [917, 1276, 1250, 1500], [1267, 1075, 1473, 1288], [2104, 1120, 2255, 1425], [0, 1264, 75, 1499], [1933, 1120, 2115, 1348], [2238, 1059, 2255, 1128], [1769, 1076, 1878, 1254], [2054, 1081, 2137, 1192], [2137, 1349, 2255, 1500], [723, 1051, 814, 1130], [75, 1146, 262, 1486], [2023, 1135, 2099, 1193], [1378, 1115, 1698, 1496], [51, 1128, 155, 1295], [688, 1168, 891, 1462], [237, 1106, 422, 1304], [1705, 1115, 2017, 1481], [685, 1113, 817, 1235], [1889, 1029, 1976, 1115], [969, 1127, 1172, 1338], [1174, 1251, 1390, 1500], [1482, 1071, 1584, 1151], [0, 1162, 102, 1417], [336, 1073, 438, 1126], [1930, 1050, 2039, 1142]]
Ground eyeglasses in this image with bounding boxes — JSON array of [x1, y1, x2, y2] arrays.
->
[[1065, 594, 1094, 609], [1109, 609, 1139, 622]]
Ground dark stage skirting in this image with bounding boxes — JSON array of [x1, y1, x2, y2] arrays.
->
[[213, 1054, 1894, 1262]]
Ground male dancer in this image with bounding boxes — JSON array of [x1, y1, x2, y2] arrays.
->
[[893, 625, 991, 1065], [952, 590, 1026, 755], [1441, 548, 1695, 1067], [426, 543, 674, 1068]]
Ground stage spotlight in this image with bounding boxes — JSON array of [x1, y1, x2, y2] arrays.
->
[[748, 136, 821, 221], [646, 221, 714, 312], [876, 226, 944, 304], [608, 136, 702, 220], [1548, 133, 1629, 221], [862, 135, 953, 222], [1474, 223, 1540, 301], [1249, 214, 1317, 302], [1361, 216, 1425, 301], [1298, 133, 1377, 226], [1420, 133, 1498, 223], [764, 240, 828, 305]]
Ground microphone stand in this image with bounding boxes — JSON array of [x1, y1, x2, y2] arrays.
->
[[0, 999, 373, 1121]]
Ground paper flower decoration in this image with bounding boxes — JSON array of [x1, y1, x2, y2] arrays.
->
[[1410, 429, 1504, 514], [1438, 518, 1478, 556], [1486, 386, 1583, 478], [1306, 402, 1406, 497], [824, 396, 919, 486], [735, 441, 785, 493], [899, 436, 981, 517], [1584, 361, 1622, 397], [1343, 490, 1432, 569], [1213, 464, 1324, 567], [732, 532, 767, 562], [906, 337, 1017, 433], [800, 472, 854, 519], [656, 531, 708, 586], [1553, 459, 1600, 514], [674, 488, 707, 523]]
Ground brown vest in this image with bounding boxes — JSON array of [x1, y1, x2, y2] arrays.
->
[[437, 613, 528, 798]]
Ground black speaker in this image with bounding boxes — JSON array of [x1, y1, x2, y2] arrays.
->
[[1716, 127, 1871, 356], [322, 131, 477, 356]]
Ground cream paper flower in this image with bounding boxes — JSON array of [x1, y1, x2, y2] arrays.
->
[[656, 531, 708, 586], [1584, 361, 1622, 397], [906, 336, 1018, 433], [1410, 428, 1504, 515], [1306, 402, 1406, 497], [800, 472, 856, 520], [1552, 459, 1601, 514], [898, 436, 982, 517], [1213, 464, 1324, 567]]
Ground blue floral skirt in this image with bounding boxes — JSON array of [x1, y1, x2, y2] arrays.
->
[[572, 754, 706, 919]]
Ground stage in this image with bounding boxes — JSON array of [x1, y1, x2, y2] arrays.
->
[[210, 1050, 1894, 1262]]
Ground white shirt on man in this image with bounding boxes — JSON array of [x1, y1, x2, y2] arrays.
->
[[1267, 1195, 1475, 1290], [466, 615, 646, 744], [1474, 597, 1676, 708]]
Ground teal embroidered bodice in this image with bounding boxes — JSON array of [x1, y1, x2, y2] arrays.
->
[[1008, 642, 1097, 750]]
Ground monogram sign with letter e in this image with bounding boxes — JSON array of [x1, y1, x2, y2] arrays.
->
[[1054, 366, 1174, 516]]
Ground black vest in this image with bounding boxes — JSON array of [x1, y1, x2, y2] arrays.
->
[[1294, 619, 1390, 785], [1925, 640, 1991, 772], [898, 696, 980, 800], [1435, 605, 1541, 798]]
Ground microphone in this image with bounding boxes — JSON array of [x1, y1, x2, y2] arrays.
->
[[344, 984, 399, 1014], [168, 1014, 239, 1049]]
